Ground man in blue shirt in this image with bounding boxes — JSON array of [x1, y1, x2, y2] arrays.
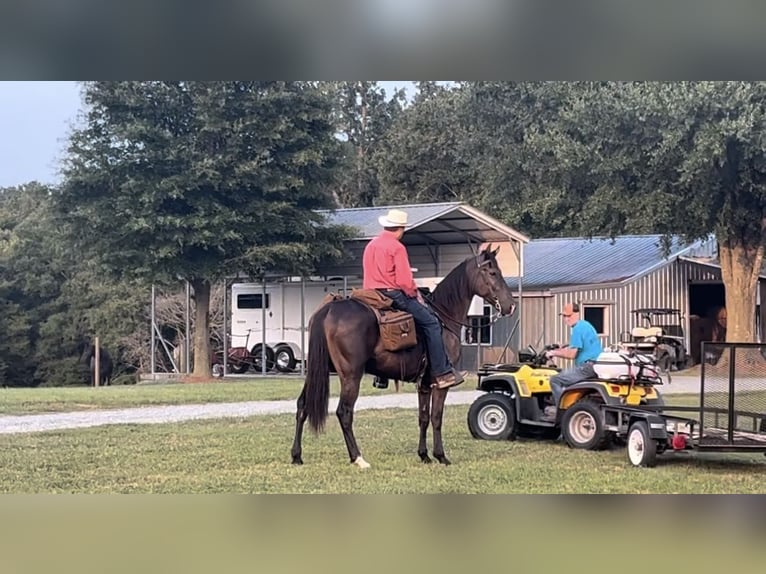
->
[[545, 302, 603, 413]]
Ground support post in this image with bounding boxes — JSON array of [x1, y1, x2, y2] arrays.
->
[[185, 280, 191, 374], [151, 284, 156, 377], [223, 279, 228, 376], [94, 336, 101, 388]]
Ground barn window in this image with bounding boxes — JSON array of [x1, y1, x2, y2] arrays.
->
[[463, 305, 493, 345], [583, 305, 608, 336], [237, 294, 270, 310]]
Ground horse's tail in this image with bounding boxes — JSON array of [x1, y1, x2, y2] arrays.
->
[[305, 304, 333, 433]]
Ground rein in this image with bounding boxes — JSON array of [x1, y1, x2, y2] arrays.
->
[[427, 297, 501, 335], [426, 255, 505, 336]]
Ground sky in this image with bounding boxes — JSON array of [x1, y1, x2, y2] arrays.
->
[[0, 81, 414, 189]]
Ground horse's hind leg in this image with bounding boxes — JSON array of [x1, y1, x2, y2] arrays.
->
[[291, 386, 308, 464], [417, 386, 432, 463], [430, 388, 451, 465], [336, 375, 369, 468]]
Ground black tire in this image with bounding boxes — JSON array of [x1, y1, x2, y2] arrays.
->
[[561, 400, 610, 450], [627, 421, 658, 467], [274, 346, 297, 373], [212, 363, 224, 378], [251, 345, 275, 373], [229, 361, 250, 374], [467, 393, 517, 441]]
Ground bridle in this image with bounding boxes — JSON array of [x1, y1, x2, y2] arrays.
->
[[427, 254, 514, 335]]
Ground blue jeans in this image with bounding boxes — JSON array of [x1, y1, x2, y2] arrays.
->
[[549, 362, 597, 406], [380, 289, 452, 377]]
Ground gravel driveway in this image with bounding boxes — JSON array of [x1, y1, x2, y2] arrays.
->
[[0, 376, 707, 435], [0, 390, 486, 435]]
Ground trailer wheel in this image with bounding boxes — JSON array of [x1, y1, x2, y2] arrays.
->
[[229, 361, 250, 374], [251, 345, 275, 373], [627, 421, 658, 467], [467, 394, 517, 441], [275, 346, 297, 373], [561, 400, 610, 450]]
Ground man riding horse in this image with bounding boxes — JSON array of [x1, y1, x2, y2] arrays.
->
[[363, 208, 465, 390]]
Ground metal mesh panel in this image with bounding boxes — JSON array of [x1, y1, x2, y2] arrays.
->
[[700, 343, 766, 447]]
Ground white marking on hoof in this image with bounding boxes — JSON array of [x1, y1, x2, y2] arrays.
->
[[353, 456, 371, 469]]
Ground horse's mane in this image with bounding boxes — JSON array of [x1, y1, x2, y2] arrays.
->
[[430, 257, 473, 311]]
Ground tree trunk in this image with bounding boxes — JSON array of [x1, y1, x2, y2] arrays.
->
[[718, 239, 764, 342], [190, 278, 212, 377]]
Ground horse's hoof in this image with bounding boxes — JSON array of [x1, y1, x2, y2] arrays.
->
[[291, 456, 303, 465], [353, 456, 371, 469], [419, 454, 433, 464], [436, 455, 451, 465]]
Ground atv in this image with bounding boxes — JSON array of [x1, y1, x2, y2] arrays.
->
[[467, 345, 667, 450]]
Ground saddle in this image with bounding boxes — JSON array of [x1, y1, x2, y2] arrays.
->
[[348, 289, 418, 352]]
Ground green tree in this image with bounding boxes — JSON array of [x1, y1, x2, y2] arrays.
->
[[375, 82, 475, 205], [483, 81, 766, 341], [0, 182, 149, 386], [634, 82, 766, 341], [326, 81, 406, 207], [57, 81, 349, 377]]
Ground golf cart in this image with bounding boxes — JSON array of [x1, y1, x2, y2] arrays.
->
[[467, 345, 667, 450], [618, 308, 691, 372]]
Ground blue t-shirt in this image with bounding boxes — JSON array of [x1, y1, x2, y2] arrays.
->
[[569, 320, 602, 364]]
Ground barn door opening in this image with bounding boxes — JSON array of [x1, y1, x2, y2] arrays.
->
[[688, 282, 726, 365]]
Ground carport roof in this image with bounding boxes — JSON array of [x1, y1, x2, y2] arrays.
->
[[320, 202, 529, 246]]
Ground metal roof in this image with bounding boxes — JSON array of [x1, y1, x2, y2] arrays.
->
[[507, 235, 708, 290], [320, 202, 529, 246]]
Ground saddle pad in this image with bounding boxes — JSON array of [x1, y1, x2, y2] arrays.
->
[[349, 288, 394, 311]]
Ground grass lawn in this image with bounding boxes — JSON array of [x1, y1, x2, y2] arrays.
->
[[1, 403, 765, 493], [0, 374, 426, 415]]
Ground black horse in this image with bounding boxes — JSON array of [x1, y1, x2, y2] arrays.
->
[[291, 246, 517, 468], [79, 340, 114, 386]]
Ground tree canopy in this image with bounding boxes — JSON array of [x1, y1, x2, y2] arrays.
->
[[56, 81, 351, 376]]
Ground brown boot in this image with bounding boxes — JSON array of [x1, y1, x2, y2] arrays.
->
[[433, 369, 466, 389]]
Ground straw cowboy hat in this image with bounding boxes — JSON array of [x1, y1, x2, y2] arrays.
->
[[378, 209, 408, 228]]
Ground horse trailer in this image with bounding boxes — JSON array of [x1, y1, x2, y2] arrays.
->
[[229, 277, 484, 373]]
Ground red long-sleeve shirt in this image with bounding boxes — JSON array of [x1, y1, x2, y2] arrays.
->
[[362, 231, 418, 297]]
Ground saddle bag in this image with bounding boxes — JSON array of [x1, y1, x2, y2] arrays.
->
[[349, 289, 417, 352], [379, 310, 418, 352]]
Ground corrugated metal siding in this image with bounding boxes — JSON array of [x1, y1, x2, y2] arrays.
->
[[504, 259, 724, 367]]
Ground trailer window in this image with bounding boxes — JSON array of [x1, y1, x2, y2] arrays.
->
[[238, 294, 270, 310]]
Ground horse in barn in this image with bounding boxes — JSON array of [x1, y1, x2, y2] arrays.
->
[[290, 246, 517, 468]]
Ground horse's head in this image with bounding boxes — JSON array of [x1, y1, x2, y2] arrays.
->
[[470, 245, 517, 316]]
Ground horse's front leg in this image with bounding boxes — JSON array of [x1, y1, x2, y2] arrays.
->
[[417, 385, 432, 463], [430, 387, 451, 465], [291, 387, 308, 464], [337, 377, 369, 468]]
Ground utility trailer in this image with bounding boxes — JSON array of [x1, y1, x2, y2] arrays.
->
[[620, 342, 766, 467]]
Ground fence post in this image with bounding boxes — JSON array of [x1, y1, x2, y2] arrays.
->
[[94, 336, 101, 388]]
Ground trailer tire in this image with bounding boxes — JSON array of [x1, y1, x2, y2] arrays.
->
[[251, 345, 275, 373], [275, 346, 297, 373], [627, 421, 658, 467]]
